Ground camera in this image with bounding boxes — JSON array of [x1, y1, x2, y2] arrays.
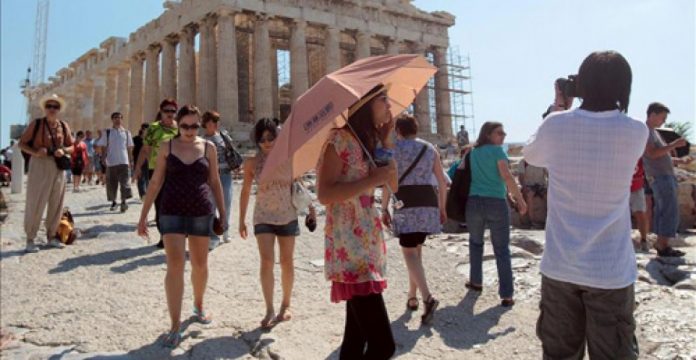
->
[[557, 75, 578, 98]]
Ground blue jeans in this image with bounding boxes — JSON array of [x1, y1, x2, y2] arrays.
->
[[211, 172, 233, 240], [136, 162, 149, 198], [650, 175, 679, 238], [466, 196, 514, 298]]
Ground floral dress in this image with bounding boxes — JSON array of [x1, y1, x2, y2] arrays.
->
[[319, 129, 387, 303]]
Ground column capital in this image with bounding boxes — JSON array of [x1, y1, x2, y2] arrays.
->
[[200, 14, 217, 28], [218, 8, 236, 18], [181, 23, 199, 35], [164, 33, 179, 44], [131, 51, 145, 62], [255, 13, 270, 23], [147, 43, 162, 53]]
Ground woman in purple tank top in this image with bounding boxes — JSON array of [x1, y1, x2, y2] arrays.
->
[[137, 105, 226, 348]]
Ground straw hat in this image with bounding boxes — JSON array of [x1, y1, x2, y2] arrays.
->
[[39, 93, 67, 111]]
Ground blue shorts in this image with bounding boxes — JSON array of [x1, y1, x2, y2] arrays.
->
[[159, 214, 213, 237], [254, 220, 300, 237], [650, 175, 679, 238]]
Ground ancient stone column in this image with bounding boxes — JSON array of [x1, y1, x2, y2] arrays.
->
[[178, 25, 197, 106], [92, 77, 106, 130], [161, 36, 178, 100], [217, 9, 239, 128], [433, 46, 452, 137], [253, 15, 273, 120], [116, 64, 130, 127], [103, 69, 118, 119], [129, 53, 145, 133], [290, 20, 309, 103], [198, 16, 217, 111], [144, 44, 161, 123], [355, 30, 371, 59], [325, 27, 341, 73], [414, 44, 432, 133], [386, 38, 401, 55]]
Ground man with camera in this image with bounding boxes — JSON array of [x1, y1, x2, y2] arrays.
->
[[524, 51, 647, 359], [643, 102, 691, 257]]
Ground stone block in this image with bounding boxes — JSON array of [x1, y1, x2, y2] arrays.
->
[[678, 183, 695, 231]]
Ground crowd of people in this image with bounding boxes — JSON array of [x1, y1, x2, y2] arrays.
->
[[9, 49, 693, 359]]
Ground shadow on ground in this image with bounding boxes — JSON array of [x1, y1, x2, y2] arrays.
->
[[79, 224, 138, 239], [49, 246, 162, 274]]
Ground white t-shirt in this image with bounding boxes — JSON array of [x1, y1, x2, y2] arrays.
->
[[96, 127, 134, 167], [523, 108, 648, 289]]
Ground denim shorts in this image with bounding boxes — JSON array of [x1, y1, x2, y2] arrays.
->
[[254, 220, 300, 237], [159, 214, 213, 237]]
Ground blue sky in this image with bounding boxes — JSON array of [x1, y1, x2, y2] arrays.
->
[[1, 0, 694, 148]]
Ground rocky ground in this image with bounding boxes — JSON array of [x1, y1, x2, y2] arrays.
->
[[1, 180, 695, 359]]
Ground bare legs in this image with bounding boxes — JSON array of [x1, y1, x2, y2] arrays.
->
[[73, 175, 82, 192], [256, 233, 296, 327], [163, 235, 210, 332], [402, 245, 432, 302]]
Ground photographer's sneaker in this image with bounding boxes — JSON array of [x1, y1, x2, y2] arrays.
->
[[109, 202, 117, 211], [120, 202, 128, 213], [48, 239, 65, 249], [222, 235, 232, 243], [25, 241, 40, 253]]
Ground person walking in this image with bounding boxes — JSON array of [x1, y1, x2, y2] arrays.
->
[[70, 131, 88, 193], [524, 51, 647, 359], [643, 102, 691, 257], [97, 112, 134, 212], [630, 160, 650, 252], [239, 118, 301, 328], [17, 94, 74, 253], [381, 114, 446, 325], [84, 130, 96, 185], [317, 85, 397, 359], [94, 129, 106, 186], [456, 125, 469, 149], [465, 121, 527, 307], [202, 111, 238, 247], [132, 123, 150, 199], [134, 99, 179, 248], [137, 105, 226, 349]]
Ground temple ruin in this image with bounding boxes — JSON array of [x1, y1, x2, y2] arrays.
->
[[25, 0, 456, 140]]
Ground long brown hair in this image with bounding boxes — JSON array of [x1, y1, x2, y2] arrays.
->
[[474, 121, 503, 148], [346, 85, 385, 157]]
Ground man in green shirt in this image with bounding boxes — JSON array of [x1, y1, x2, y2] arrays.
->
[[133, 99, 178, 248]]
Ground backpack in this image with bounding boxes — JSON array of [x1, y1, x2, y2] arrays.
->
[[220, 130, 244, 170]]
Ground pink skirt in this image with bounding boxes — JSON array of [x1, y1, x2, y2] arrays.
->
[[331, 280, 387, 303]]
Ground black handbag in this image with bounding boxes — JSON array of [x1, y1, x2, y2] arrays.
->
[[394, 144, 438, 209], [47, 120, 72, 171], [220, 130, 244, 170], [446, 153, 472, 222]]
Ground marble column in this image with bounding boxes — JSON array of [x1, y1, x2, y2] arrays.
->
[[78, 81, 94, 131], [144, 44, 161, 123], [129, 53, 145, 133], [355, 30, 371, 59], [253, 15, 273, 120], [198, 16, 217, 111], [116, 65, 130, 128], [433, 46, 452, 137], [386, 38, 401, 55], [103, 69, 118, 119], [92, 77, 106, 130], [161, 36, 178, 100], [414, 44, 431, 133], [325, 27, 341, 73], [290, 20, 309, 103], [217, 10, 239, 128], [178, 25, 197, 106]]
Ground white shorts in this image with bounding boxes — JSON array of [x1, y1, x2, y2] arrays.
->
[[629, 189, 646, 213]]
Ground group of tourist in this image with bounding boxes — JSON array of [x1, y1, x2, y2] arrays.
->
[[13, 49, 692, 359]]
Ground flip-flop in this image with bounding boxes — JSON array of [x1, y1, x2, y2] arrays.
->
[[406, 297, 419, 311], [261, 314, 277, 329], [421, 295, 439, 326], [163, 330, 184, 349], [275, 306, 293, 323], [193, 306, 212, 325]]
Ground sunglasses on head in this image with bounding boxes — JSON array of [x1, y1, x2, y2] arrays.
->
[[179, 123, 200, 130], [259, 136, 275, 144], [45, 104, 61, 110], [162, 108, 177, 114]]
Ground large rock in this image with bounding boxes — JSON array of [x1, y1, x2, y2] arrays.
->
[[678, 182, 695, 231]]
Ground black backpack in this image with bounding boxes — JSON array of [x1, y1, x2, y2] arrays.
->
[[220, 130, 244, 170]]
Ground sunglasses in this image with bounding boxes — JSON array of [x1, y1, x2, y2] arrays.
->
[[259, 136, 276, 144], [162, 108, 177, 114], [495, 131, 507, 136], [45, 104, 61, 110], [179, 123, 201, 130]]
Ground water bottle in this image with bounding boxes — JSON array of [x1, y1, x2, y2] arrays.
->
[[374, 147, 394, 168]]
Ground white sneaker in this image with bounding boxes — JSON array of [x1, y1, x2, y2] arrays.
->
[[48, 239, 65, 249], [208, 238, 220, 251], [25, 241, 40, 253], [222, 235, 232, 243]]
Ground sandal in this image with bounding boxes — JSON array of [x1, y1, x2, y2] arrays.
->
[[406, 297, 419, 311], [655, 246, 685, 258], [421, 295, 439, 325], [193, 306, 212, 325], [163, 330, 183, 349], [465, 282, 483, 291], [501, 299, 515, 307], [275, 306, 293, 323]]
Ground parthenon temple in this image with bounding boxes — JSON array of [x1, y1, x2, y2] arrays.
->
[[26, 0, 456, 139]]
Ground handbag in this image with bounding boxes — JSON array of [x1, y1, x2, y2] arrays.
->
[[445, 152, 472, 222], [220, 130, 244, 170], [292, 180, 313, 212], [47, 120, 72, 171], [394, 144, 438, 209], [212, 216, 225, 236]]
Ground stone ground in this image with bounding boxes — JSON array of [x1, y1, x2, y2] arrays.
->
[[1, 180, 695, 359]]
